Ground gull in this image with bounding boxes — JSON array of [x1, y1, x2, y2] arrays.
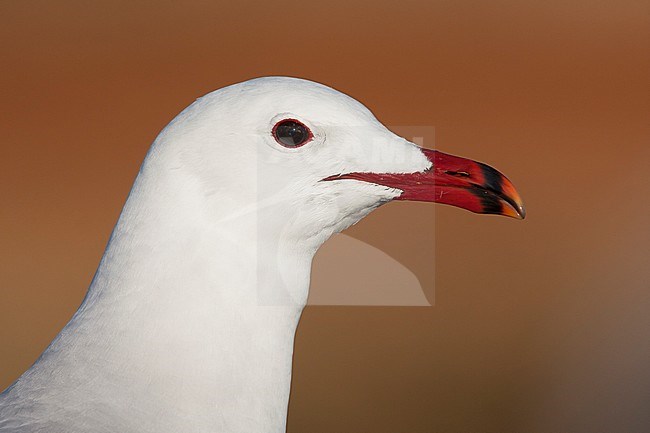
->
[[0, 77, 525, 433]]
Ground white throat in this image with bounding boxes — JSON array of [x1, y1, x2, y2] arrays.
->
[[3, 156, 325, 433]]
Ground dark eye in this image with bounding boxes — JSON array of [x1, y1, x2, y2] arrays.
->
[[272, 119, 312, 148]]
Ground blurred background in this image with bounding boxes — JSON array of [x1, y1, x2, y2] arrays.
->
[[1, 1, 649, 432]]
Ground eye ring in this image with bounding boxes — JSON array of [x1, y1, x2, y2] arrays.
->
[[271, 119, 313, 148]]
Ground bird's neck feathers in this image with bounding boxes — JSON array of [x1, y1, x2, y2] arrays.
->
[[21, 149, 322, 432], [84, 148, 311, 351], [85, 146, 320, 308]]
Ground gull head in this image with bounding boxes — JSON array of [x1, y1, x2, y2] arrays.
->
[[140, 77, 524, 254]]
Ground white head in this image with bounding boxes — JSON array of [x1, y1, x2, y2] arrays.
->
[[142, 78, 426, 249], [141, 77, 522, 246], [117, 76, 523, 305]]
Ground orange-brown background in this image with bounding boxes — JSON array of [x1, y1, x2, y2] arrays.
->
[[1, 1, 649, 432]]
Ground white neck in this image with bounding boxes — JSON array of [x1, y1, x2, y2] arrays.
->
[[4, 160, 316, 433]]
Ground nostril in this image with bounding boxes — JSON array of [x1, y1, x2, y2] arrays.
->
[[444, 170, 471, 178]]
